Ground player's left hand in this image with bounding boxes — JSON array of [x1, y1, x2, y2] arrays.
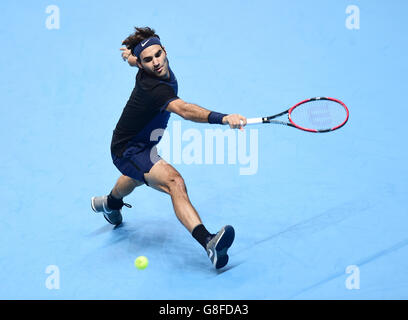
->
[[120, 47, 132, 61], [223, 114, 247, 130]]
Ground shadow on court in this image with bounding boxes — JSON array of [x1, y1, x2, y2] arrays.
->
[[233, 198, 373, 256]]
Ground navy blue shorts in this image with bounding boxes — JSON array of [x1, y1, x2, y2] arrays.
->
[[111, 143, 161, 185]]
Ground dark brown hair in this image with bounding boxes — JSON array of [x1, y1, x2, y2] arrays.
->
[[122, 27, 160, 55]]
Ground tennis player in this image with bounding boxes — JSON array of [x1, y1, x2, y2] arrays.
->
[[91, 27, 246, 269]]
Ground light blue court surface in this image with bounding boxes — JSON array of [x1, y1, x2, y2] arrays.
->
[[1, 0, 407, 299]]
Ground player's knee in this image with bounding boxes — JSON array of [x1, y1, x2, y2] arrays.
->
[[168, 173, 186, 194]]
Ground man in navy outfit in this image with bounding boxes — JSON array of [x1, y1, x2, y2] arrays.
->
[[91, 27, 246, 269]]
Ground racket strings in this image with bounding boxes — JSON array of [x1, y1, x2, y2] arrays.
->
[[289, 99, 348, 131]]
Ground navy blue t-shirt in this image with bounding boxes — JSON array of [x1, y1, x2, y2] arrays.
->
[[111, 66, 179, 156]]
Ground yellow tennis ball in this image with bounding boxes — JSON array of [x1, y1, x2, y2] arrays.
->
[[134, 256, 148, 270]]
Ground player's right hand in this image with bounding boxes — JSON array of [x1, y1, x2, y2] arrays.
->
[[223, 114, 247, 130]]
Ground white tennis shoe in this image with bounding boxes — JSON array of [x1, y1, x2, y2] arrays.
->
[[91, 195, 131, 226], [206, 225, 235, 269]]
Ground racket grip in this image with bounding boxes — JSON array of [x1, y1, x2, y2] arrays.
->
[[240, 118, 263, 125]]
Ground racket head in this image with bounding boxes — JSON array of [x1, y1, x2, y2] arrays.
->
[[288, 97, 349, 132]]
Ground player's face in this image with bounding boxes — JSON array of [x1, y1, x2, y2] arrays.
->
[[138, 45, 169, 79]]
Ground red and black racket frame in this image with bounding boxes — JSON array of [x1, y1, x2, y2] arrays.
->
[[261, 97, 349, 133]]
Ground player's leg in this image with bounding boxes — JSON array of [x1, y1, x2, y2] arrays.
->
[[143, 159, 202, 232], [111, 174, 144, 199], [91, 145, 146, 226], [144, 159, 235, 269]]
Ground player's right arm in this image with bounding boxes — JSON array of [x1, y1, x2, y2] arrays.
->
[[166, 98, 246, 129]]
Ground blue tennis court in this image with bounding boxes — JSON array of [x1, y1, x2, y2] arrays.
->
[[1, 0, 407, 299]]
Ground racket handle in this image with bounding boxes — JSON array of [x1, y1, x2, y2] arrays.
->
[[240, 118, 263, 125]]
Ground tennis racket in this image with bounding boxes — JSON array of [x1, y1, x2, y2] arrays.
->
[[242, 97, 349, 133]]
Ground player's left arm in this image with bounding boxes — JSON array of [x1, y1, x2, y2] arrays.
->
[[166, 98, 246, 129]]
